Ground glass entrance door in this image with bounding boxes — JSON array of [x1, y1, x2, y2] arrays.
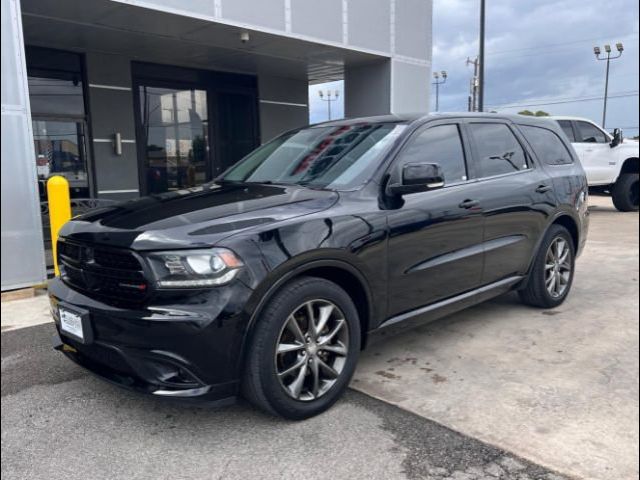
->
[[32, 118, 89, 202], [138, 86, 210, 194]]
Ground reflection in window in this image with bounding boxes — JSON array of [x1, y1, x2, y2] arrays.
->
[[468, 123, 528, 178], [397, 124, 468, 184], [221, 123, 403, 190], [28, 76, 85, 116], [32, 119, 88, 200], [139, 86, 209, 194]]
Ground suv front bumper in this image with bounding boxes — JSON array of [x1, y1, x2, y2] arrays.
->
[[48, 277, 254, 404]]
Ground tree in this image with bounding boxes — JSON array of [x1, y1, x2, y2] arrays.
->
[[518, 110, 550, 117]]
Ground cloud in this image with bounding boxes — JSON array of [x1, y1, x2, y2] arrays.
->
[[433, 0, 639, 132], [308, 1, 639, 133]]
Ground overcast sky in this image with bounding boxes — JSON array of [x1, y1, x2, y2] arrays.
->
[[310, 0, 639, 134]]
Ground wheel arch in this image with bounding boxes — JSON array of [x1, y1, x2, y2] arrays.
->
[[239, 256, 376, 373], [550, 214, 580, 252], [521, 212, 580, 290], [619, 157, 639, 176]]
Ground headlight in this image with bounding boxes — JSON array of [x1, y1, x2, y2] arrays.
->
[[145, 248, 243, 288]]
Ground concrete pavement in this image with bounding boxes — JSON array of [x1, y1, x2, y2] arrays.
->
[[353, 195, 639, 480]]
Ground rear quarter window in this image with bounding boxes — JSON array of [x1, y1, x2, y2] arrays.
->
[[520, 125, 574, 166]]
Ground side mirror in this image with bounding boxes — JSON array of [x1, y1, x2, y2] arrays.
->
[[610, 128, 623, 148], [388, 163, 445, 196]]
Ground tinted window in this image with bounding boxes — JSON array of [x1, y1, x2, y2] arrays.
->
[[396, 124, 467, 185], [576, 121, 607, 143], [557, 120, 576, 142], [520, 125, 574, 165], [468, 123, 528, 177]]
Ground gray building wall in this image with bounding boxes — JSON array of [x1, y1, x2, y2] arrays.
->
[[85, 52, 140, 201], [1, 0, 46, 290], [109, 0, 433, 115], [258, 75, 309, 141]]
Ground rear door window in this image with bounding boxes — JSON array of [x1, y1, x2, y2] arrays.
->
[[576, 121, 608, 143], [468, 123, 529, 178], [520, 125, 574, 165], [557, 120, 576, 142]]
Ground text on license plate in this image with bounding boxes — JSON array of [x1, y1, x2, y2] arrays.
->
[[59, 308, 84, 340]]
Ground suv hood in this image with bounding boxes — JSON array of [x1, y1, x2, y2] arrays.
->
[[60, 183, 338, 250]]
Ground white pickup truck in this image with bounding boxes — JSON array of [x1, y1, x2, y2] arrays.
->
[[550, 116, 639, 212]]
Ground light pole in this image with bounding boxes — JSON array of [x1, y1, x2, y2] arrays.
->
[[594, 42, 624, 128], [478, 0, 486, 112], [432, 71, 448, 112], [318, 90, 339, 121]]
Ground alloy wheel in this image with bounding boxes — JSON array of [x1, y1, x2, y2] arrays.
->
[[275, 299, 349, 401], [545, 237, 572, 298]]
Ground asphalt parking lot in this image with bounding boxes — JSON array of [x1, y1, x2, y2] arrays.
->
[[1, 195, 638, 480], [1, 323, 569, 480]]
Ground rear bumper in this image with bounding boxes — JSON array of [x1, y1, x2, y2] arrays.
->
[[48, 277, 253, 403]]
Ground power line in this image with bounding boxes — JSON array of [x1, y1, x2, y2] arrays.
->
[[441, 32, 639, 62], [486, 33, 639, 56], [489, 91, 639, 110], [489, 90, 638, 108]]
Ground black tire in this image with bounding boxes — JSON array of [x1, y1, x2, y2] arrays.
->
[[519, 224, 575, 309], [242, 276, 360, 420], [612, 173, 640, 212]]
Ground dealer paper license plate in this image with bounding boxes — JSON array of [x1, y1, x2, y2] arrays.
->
[[59, 307, 84, 341]]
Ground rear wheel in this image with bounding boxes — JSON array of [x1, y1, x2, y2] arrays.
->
[[519, 225, 575, 308], [612, 173, 639, 212], [242, 276, 360, 420]]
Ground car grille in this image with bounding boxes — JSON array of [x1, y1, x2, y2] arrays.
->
[[57, 240, 149, 308]]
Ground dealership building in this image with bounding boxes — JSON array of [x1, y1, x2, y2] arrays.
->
[[1, 0, 433, 290]]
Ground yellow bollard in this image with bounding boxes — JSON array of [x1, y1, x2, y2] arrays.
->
[[47, 176, 72, 276]]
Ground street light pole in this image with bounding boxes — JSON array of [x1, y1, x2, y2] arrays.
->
[[594, 43, 624, 128], [478, 0, 486, 112], [432, 71, 448, 112], [318, 90, 339, 121]]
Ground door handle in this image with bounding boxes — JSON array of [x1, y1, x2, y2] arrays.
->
[[536, 184, 553, 194], [459, 199, 480, 209]]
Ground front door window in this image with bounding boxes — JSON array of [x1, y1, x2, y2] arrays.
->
[[139, 86, 209, 194]]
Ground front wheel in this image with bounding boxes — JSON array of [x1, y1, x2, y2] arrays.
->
[[519, 225, 575, 309], [242, 277, 360, 420], [612, 173, 639, 212]]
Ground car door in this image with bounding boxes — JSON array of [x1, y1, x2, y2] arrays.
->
[[464, 119, 553, 285], [385, 121, 485, 317], [573, 120, 613, 184]]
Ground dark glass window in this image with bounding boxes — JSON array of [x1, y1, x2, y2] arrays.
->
[[468, 123, 528, 177], [557, 120, 576, 142], [139, 86, 209, 194], [396, 124, 468, 185], [576, 121, 608, 143], [26, 47, 85, 117], [520, 125, 574, 165]]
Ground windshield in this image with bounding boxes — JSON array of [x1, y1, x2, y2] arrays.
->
[[219, 123, 405, 190]]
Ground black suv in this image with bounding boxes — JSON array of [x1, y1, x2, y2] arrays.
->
[[50, 113, 589, 419]]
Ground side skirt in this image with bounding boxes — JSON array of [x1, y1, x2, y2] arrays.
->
[[372, 276, 524, 337]]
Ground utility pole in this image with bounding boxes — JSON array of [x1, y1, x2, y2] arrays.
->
[[466, 57, 479, 111], [318, 90, 339, 121], [432, 71, 447, 112], [593, 43, 624, 128], [478, 0, 486, 112]]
